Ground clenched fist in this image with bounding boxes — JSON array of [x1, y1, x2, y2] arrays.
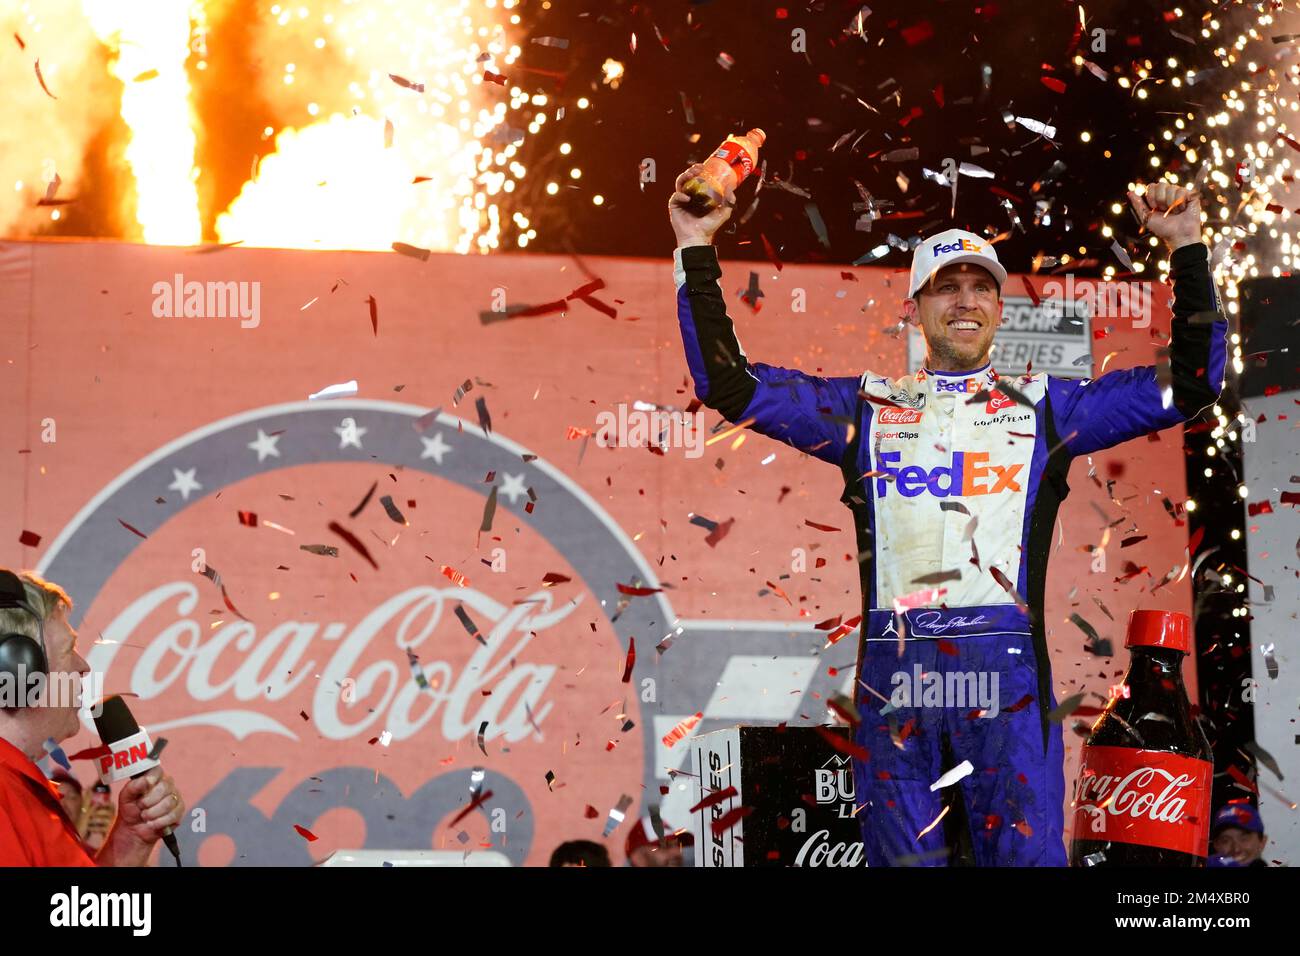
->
[[669, 163, 734, 248], [1127, 181, 1203, 253]]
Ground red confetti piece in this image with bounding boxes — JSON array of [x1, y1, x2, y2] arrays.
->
[[1040, 76, 1067, 94], [584, 805, 599, 819], [825, 615, 861, 645], [542, 572, 571, 586], [293, 824, 319, 842], [814, 725, 871, 762], [764, 579, 793, 606], [989, 566, 1028, 612], [901, 21, 934, 45], [483, 70, 508, 85], [1019, 275, 1041, 306], [689, 786, 739, 814], [440, 564, 470, 587], [1264, 385, 1281, 396], [1014, 819, 1034, 837], [804, 519, 841, 532], [34, 58, 56, 98], [366, 295, 379, 336], [621, 637, 636, 683], [65, 744, 111, 762], [1004, 694, 1034, 713], [662, 713, 703, 748], [1188, 526, 1205, 553], [933, 83, 944, 108], [760, 233, 783, 271], [18, 530, 40, 547], [220, 585, 251, 622], [840, 271, 858, 281], [616, 582, 661, 596], [1120, 535, 1149, 548], [711, 805, 753, 836], [1226, 764, 1258, 794], [1278, 133, 1300, 153], [238, 511, 258, 527], [704, 518, 734, 547], [117, 518, 148, 539], [1247, 500, 1274, 516], [1280, 491, 1300, 506], [328, 520, 379, 569], [448, 788, 495, 826], [936, 639, 959, 657]]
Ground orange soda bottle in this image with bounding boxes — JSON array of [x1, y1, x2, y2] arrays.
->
[[682, 128, 766, 214]]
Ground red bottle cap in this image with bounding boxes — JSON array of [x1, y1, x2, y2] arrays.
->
[[1125, 609, 1191, 653]]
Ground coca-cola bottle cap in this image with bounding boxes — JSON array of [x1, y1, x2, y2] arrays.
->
[[1125, 609, 1191, 653]]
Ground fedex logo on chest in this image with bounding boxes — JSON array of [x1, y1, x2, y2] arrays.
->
[[874, 451, 1023, 498]]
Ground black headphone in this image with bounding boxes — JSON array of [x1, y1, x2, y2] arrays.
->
[[0, 569, 48, 689]]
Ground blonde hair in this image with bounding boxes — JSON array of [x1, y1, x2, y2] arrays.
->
[[0, 570, 72, 642]]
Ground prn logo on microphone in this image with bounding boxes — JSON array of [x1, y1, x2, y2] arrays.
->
[[98, 729, 160, 784]]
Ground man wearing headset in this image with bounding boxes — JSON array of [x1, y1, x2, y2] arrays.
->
[[0, 568, 186, 866]]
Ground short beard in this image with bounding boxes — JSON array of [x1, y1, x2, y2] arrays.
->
[[925, 337, 989, 372]]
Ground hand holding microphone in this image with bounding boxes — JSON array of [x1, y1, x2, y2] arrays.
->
[[93, 694, 186, 866]]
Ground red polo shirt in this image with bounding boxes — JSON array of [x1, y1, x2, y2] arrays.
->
[[0, 737, 96, 867]]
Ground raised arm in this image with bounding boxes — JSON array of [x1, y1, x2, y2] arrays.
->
[[1047, 181, 1228, 456], [669, 165, 860, 466]]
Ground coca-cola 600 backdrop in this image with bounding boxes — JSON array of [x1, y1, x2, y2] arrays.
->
[[0, 238, 1193, 865]]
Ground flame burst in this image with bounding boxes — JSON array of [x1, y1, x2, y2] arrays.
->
[[216, 0, 529, 253], [82, 0, 201, 245]]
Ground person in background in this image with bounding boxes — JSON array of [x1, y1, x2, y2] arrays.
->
[[1209, 800, 1272, 867], [549, 839, 612, 867], [624, 815, 693, 867], [48, 766, 86, 833]]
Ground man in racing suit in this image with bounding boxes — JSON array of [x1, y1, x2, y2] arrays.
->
[[669, 163, 1227, 866]]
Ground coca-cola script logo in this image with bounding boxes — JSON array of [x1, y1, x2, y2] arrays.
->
[[38, 402, 851, 865], [1072, 745, 1211, 856], [877, 407, 924, 426]]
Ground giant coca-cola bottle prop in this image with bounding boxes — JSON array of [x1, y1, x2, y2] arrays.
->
[[1069, 610, 1213, 866]]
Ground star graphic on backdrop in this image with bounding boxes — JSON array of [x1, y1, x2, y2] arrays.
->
[[419, 432, 451, 464], [335, 418, 367, 449], [499, 472, 528, 505], [247, 429, 281, 462], [168, 467, 202, 501]]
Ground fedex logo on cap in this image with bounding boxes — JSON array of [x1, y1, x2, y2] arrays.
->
[[933, 238, 986, 256], [875, 451, 1023, 498]]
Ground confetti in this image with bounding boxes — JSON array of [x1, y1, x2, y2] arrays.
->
[[117, 518, 148, 540], [621, 638, 636, 683], [299, 544, 338, 557], [293, 824, 319, 842], [388, 73, 424, 92], [688, 786, 738, 814], [43, 738, 71, 771], [661, 713, 703, 748], [327, 521, 379, 569], [379, 495, 407, 525], [616, 582, 662, 596], [392, 241, 431, 260], [1047, 692, 1087, 723], [407, 649, 430, 690], [711, 805, 753, 835], [455, 604, 488, 646], [602, 795, 634, 836], [448, 787, 495, 826], [929, 761, 974, 792], [34, 58, 56, 98], [308, 380, 358, 401], [18, 530, 40, 547], [477, 721, 489, 756]]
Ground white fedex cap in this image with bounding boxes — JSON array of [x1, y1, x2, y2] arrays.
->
[[908, 228, 1007, 298]]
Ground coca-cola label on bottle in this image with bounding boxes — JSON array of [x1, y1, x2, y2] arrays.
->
[[1073, 745, 1211, 857], [713, 140, 755, 180]]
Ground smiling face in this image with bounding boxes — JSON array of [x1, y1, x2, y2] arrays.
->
[[905, 262, 1003, 373], [1212, 827, 1266, 865]]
